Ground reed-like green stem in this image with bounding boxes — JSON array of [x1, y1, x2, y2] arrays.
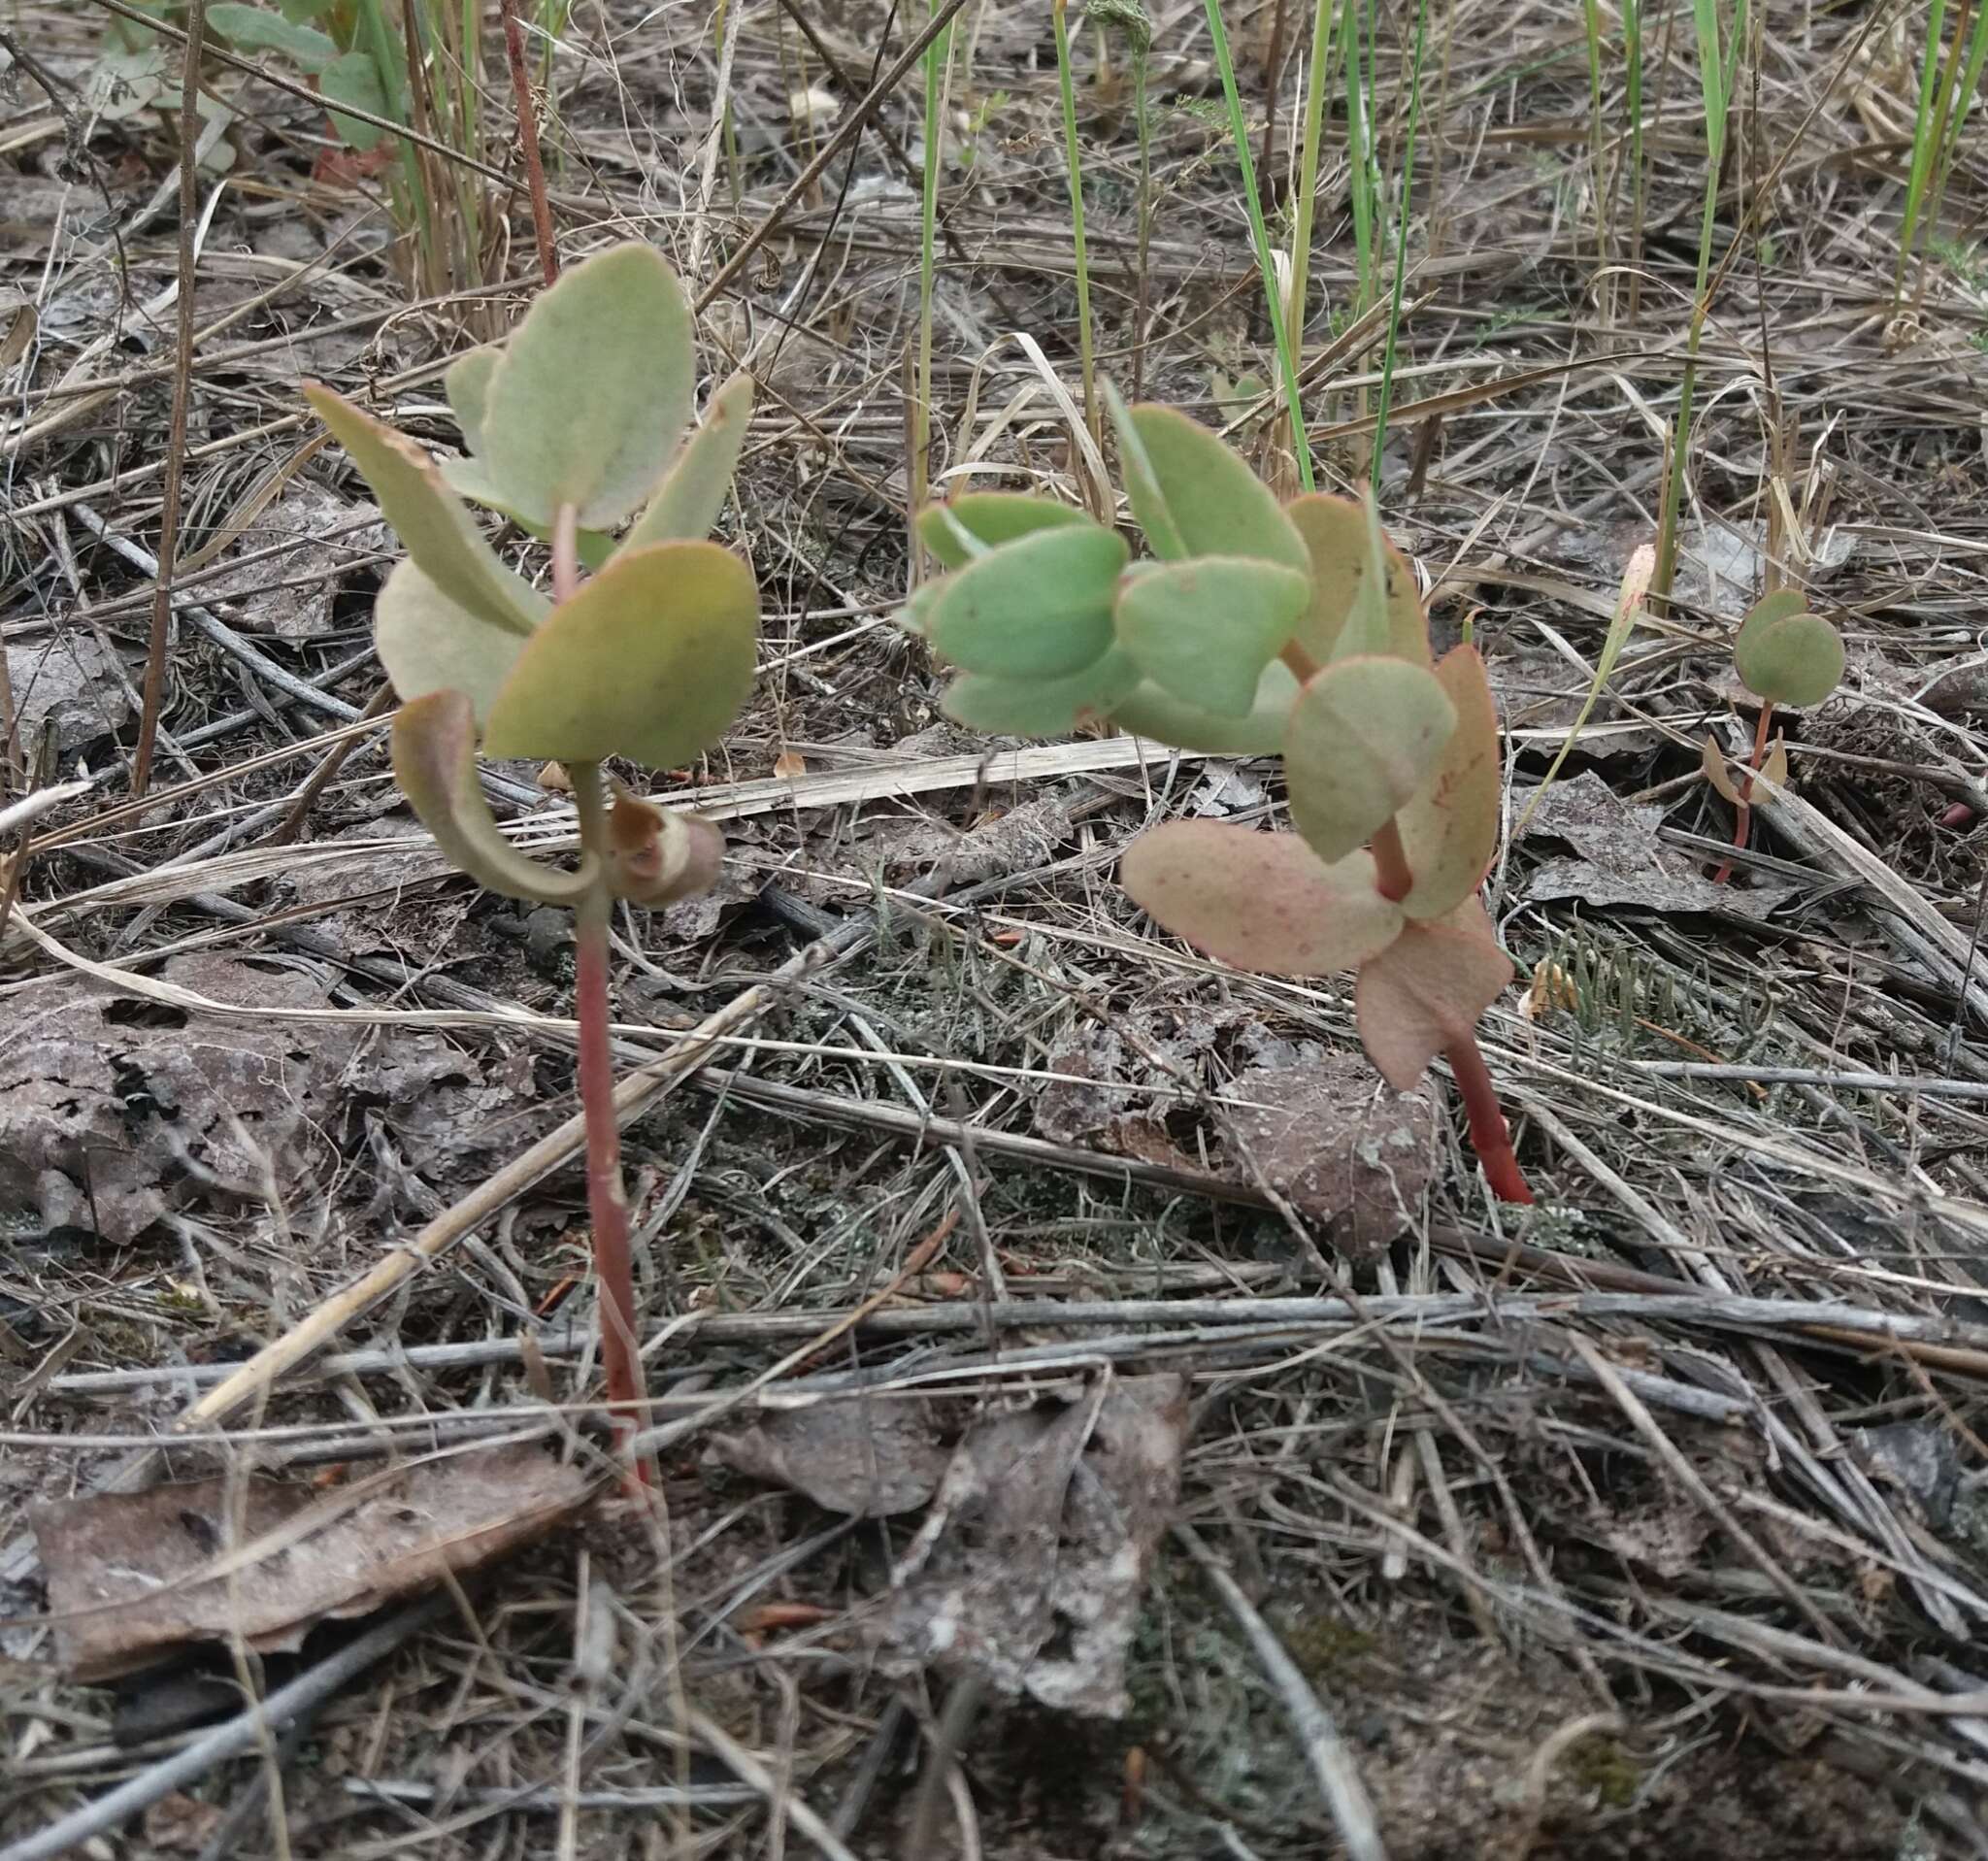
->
[[1052, 0, 1099, 446], [1203, 0, 1313, 489], [1368, 0, 1428, 491], [1284, 0, 1339, 359]]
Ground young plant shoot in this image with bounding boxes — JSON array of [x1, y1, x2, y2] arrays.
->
[[902, 389, 1533, 1205], [1704, 591, 1843, 883], [306, 244, 758, 1473]]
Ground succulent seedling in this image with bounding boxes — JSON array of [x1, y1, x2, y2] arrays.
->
[[1704, 589, 1843, 882], [307, 244, 759, 1473], [901, 388, 1533, 1205]]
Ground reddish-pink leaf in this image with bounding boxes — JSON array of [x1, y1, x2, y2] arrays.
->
[[1121, 820, 1404, 978], [1355, 907, 1513, 1091], [1396, 645, 1502, 920]]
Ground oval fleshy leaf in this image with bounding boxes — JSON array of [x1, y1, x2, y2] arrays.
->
[[477, 245, 697, 532], [942, 647, 1143, 737], [392, 691, 593, 905], [1122, 821, 1403, 977], [917, 492, 1092, 570], [1119, 397, 1310, 572], [319, 50, 388, 150], [1111, 555, 1311, 717], [445, 347, 499, 454], [606, 784, 724, 907], [1285, 655, 1457, 864], [1395, 645, 1501, 919], [925, 521, 1128, 678], [622, 370, 755, 549], [305, 382, 547, 637], [1285, 493, 1430, 667], [207, 3, 336, 69], [1110, 661, 1299, 754], [1355, 906, 1514, 1091], [1733, 592, 1843, 708], [481, 541, 757, 768], [1105, 381, 1185, 559], [374, 560, 530, 724]]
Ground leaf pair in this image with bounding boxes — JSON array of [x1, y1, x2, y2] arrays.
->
[[1119, 820, 1511, 1090], [1732, 589, 1843, 709], [440, 247, 755, 562]]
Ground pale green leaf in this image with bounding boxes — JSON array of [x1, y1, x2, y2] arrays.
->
[[477, 244, 698, 532], [392, 690, 594, 905], [1104, 380, 1185, 559], [445, 348, 499, 454], [374, 559, 529, 724], [207, 3, 337, 70], [1355, 905, 1512, 1091], [916, 492, 1091, 570], [481, 541, 757, 768], [1110, 660, 1299, 753], [1285, 654, 1457, 864], [1121, 397, 1310, 571], [318, 50, 388, 150], [926, 521, 1127, 678], [1121, 821, 1403, 977], [1395, 646, 1501, 920], [1733, 591, 1843, 708], [1285, 492, 1429, 666], [1112, 554, 1311, 716], [305, 382, 547, 637], [622, 371, 755, 548], [941, 647, 1142, 737]]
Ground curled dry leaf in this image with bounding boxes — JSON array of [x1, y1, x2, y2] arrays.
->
[[605, 783, 724, 907], [1355, 898, 1514, 1092], [392, 691, 594, 905], [1121, 819, 1403, 977], [880, 1375, 1189, 1716], [32, 1444, 589, 1682]]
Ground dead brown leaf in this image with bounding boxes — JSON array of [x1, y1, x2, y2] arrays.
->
[[709, 1399, 947, 1516], [880, 1375, 1189, 1718], [32, 1443, 588, 1681]]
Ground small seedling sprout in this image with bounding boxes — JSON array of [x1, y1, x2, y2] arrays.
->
[[1706, 589, 1843, 882], [900, 389, 1534, 1206], [307, 244, 758, 1477]]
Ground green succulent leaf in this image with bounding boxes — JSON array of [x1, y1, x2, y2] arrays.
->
[[207, 3, 337, 70], [1284, 654, 1458, 864], [318, 50, 387, 149], [1112, 555, 1312, 717], [374, 560, 530, 724], [1106, 386, 1311, 572], [481, 541, 757, 769], [1110, 660, 1299, 754], [917, 493, 1092, 570], [391, 690, 594, 906], [305, 382, 547, 638], [1395, 645, 1502, 920], [941, 647, 1143, 737], [1285, 492, 1430, 667], [925, 521, 1128, 678], [1733, 591, 1843, 708], [895, 582, 944, 641], [475, 245, 698, 533], [445, 348, 499, 454], [1121, 821, 1404, 977], [622, 371, 755, 549], [1355, 900, 1512, 1091]]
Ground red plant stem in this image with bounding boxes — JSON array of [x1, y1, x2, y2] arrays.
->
[[572, 763, 653, 1482], [1710, 700, 1773, 885], [1370, 817, 1413, 903], [1445, 1033, 1534, 1204], [498, 0, 559, 288]]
